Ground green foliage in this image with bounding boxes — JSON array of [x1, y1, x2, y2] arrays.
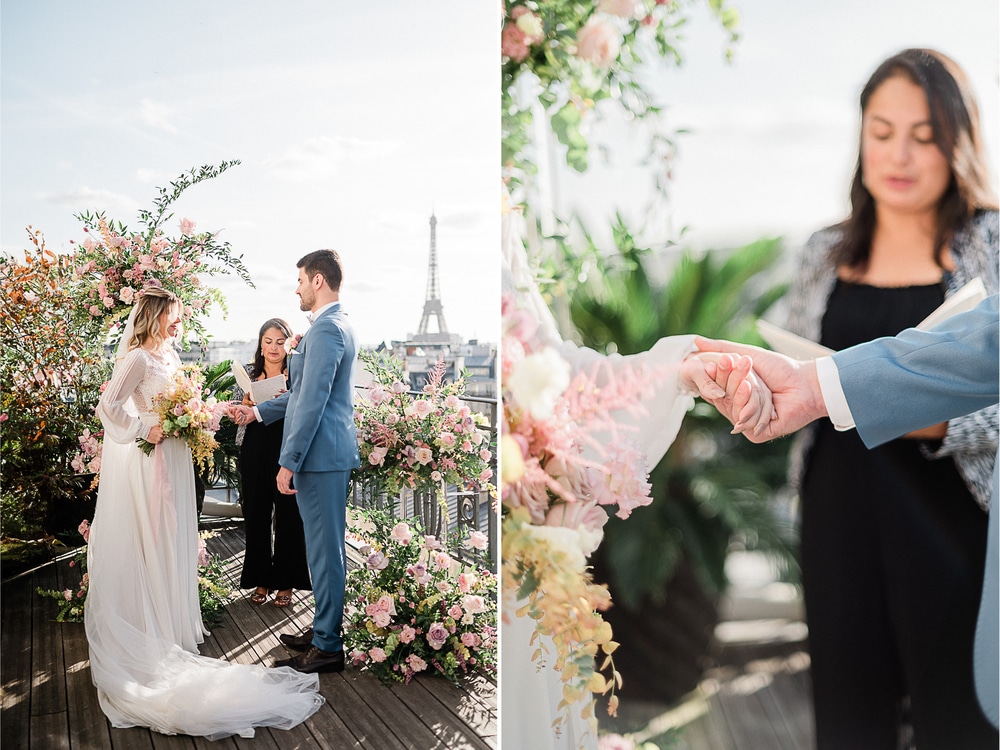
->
[[199, 359, 240, 491], [501, 0, 739, 180], [543, 216, 796, 609]]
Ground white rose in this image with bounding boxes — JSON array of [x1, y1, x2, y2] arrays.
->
[[505, 347, 571, 419], [524, 525, 588, 574]]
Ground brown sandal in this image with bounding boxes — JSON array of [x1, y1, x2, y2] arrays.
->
[[250, 588, 270, 605], [273, 590, 293, 608]]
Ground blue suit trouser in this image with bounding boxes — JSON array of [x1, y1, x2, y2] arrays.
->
[[293, 470, 349, 653]]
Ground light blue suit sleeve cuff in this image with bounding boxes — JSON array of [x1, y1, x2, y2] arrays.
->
[[816, 356, 856, 431]]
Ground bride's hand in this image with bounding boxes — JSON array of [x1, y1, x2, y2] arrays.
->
[[146, 425, 165, 444], [691, 352, 775, 437]]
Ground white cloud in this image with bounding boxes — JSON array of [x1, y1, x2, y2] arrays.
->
[[139, 98, 178, 133], [35, 186, 139, 214], [266, 135, 402, 182]]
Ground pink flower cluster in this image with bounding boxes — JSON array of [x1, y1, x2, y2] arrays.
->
[[344, 509, 497, 685], [71, 428, 104, 475], [501, 293, 659, 536], [354, 353, 494, 499]]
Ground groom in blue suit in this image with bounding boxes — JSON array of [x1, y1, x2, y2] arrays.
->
[[696, 295, 999, 728], [232, 249, 360, 673]]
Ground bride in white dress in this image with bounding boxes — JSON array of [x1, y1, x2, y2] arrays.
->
[[86, 287, 323, 740]]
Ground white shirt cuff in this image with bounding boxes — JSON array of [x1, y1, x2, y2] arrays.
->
[[252, 406, 262, 423], [815, 356, 856, 431]]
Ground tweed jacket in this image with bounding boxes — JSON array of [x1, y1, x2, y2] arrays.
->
[[783, 209, 999, 510]]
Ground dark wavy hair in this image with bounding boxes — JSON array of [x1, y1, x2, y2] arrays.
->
[[835, 48, 997, 270], [250, 318, 292, 379], [297, 249, 343, 291]]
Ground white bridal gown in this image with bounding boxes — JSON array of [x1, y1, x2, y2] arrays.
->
[[86, 346, 323, 740], [501, 207, 696, 749]]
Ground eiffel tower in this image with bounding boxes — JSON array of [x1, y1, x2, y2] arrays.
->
[[413, 212, 453, 343]]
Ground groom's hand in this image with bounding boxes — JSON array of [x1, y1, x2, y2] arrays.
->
[[695, 337, 828, 443], [276, 466, 297, 495], [684, 352, 775, 436]]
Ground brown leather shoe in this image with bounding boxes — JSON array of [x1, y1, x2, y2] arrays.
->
[[274, 646, 345, 673], [279, 626, 314, 651]]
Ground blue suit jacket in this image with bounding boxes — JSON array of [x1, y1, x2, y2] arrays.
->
[[256, 302, 361, 473], [832, 294, 999, 726]]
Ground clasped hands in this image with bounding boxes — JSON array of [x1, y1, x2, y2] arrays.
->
[[683, 338, 830, 443]]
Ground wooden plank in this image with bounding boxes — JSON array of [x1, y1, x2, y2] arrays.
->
[[757, 670, 814, 750], [411, 675, 496, 743], [340, 671, 442, 749], [30, 562, 69, 718], [317, 673, 405, 749], [1, 574, 34, 748], [61, 619, 112, 750], [106, 726, 156, 750], [713, 685, 786, 750], [149, 731, 196, 749], [388, 679, 491, 750]]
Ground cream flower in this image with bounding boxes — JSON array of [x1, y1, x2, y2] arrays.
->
[[505, 346, 571, 418]]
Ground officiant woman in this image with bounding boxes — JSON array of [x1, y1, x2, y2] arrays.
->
[[780, 48, 997, 749], [234, 318, 311, 608]]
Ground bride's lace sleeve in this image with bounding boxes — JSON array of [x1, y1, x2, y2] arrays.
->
[[97, 349, 152, 444]]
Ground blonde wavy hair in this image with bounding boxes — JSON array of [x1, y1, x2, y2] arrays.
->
[[128, 287, 181, 350]]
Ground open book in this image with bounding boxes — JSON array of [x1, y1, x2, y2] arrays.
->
[[231, 363, 287, 404], [757, 277, 988, 360]]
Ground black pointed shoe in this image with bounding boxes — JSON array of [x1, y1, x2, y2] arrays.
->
[[274, 645, 345, 673], [279, 626, 314, 652]]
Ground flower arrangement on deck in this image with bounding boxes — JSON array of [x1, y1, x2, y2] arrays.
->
[[500, 292, 662, 730], [343, 507, 497, 685], [353, 351, 495, 502]]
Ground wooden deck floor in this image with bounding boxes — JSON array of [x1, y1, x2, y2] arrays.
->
[[2, 522, 496, 750]]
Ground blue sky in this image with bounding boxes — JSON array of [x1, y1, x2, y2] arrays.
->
[[550, 0, 999, 259], [1, 1, 499, 346]]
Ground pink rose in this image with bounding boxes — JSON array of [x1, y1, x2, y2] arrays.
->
[[438, 432, 456, 447], [461, 632, 481, 648], [87, 457, 102, 474], [179, 217, 197, 236], [89, 305, 102, 317], [369, 647, 387, 663], [458, 573, 477, 593], [464, 531, 489, 552], [366, 550, 389, 571], [432, 551, 452, 570], [426, 622, 449, 651], [409, 399, 434, 418], [368, 445, 388, 466], [444, 395, 460, 408], [449, 604, 464, 620], [435, 581, 452, 594], [576, 17, 621, 67], [431, 470, 443, 482], [102, 296, 115, 308], [423, 535, 441, 550], [373, 612, 392, 628], [390, 522, 413, 545], [406, 654, 427, 673], [391, 381, 407, 394], [399, 625, 417, 644], [63, 589, 73, 601], [462, 595, 486, 615], [414, 447, 433, 466], [501, 22, 529, 62], [479, 448, 492, 461], [119, 286, 135, 303], [350, 649, 367, 667], [479, 468, 493, 482]]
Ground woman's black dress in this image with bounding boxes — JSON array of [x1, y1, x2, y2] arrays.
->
[[238, 380, 312, 593], [801, 280, 995, 749]]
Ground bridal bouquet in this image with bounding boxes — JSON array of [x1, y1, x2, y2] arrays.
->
[[354, 351, 494, 500], [501, 293, 660, 728], [137, 364, 224, 472], [343, 507, 497, 685]]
